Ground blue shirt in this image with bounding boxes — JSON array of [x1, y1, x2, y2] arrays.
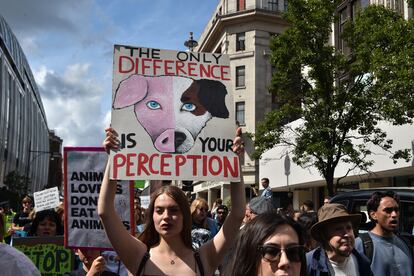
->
[[355, 232, 413, 276], [261, 187, 272, 199], [306, 246, 373, 276]]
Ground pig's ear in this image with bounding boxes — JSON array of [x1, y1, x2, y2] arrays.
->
[[113, 75, 148, 109]]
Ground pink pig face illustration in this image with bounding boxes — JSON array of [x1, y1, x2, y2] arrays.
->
[[113, 75, 229, 153]]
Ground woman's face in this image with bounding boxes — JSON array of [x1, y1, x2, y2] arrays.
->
[[36, 217, 57, 236], [153, 193, 183, 238], [257, 224, 302, 276], [193, 203, 208, 224]]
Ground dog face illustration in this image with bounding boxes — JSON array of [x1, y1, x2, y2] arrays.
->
[[113, 75, 229, 153]]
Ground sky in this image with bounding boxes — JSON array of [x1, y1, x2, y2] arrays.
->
[[0, 0, 219, 147]]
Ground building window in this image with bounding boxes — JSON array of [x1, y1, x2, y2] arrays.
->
[[237, 0, 245, 11], [236, 102, 245, 125], [236, 33, 245, 51], [268, 0, 278, 11], [236, 66, 245, 87], [284, 0, 288, 11]]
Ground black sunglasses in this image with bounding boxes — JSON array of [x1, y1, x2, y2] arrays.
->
[[383, 207, 399, 214], [258, 244, 304, 263]]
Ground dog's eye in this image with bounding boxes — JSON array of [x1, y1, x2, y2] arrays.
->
[[181, 103, 196, 112], [146, 101, 161, 110]]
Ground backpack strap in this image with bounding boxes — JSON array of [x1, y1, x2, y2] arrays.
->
[[193, 249, 205, 276], [359, 232, 373, 263], [136, 251, 150, 276]]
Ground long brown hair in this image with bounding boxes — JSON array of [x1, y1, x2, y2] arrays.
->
[[139, 185, 192, 248]]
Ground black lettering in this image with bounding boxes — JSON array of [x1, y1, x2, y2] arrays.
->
[[70, 172, 79, 181], [116, 184, 123, 194], [199, 137, 208, 152], [122, 221, 130, 230], [127, 133, 136, 148], [43, 251, 55, 272], [226, 139, 233, 152], [208, 137, 216, 151], [56, 250, 69, 273], [176, 51, 188, 61]]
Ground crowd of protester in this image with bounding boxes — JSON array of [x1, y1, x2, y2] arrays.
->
[[1, 128, 413, 276]]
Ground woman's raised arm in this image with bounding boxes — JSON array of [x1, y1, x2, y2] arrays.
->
[[98, 127, 147, 273], [200, 127, 246, 273]]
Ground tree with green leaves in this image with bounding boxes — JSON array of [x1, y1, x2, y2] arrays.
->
[[254, 1, 414, 196], [4, 171, 31, 202]]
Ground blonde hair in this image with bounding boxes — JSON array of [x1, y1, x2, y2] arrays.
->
[[190, 198, 209, 229]]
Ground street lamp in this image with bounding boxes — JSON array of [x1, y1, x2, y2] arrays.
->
[[184, 32, 198, 51]]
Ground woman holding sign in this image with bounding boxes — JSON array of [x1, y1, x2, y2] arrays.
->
[[98, 127, 246, 276]]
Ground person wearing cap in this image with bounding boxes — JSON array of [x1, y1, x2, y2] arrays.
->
[[306, 203, 373, 276], [246, 196, 275, 223]]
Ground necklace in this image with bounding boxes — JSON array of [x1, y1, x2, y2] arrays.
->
[[170, 255, 178, 265]]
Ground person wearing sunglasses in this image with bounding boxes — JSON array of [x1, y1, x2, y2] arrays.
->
[[307, 203, 372, 276], [190, 197, 219, 249], [355, 191, 413, 276], [225, 212, 306, 276]]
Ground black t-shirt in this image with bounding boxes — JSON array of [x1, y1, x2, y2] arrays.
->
[[12, 212, 32, 227]]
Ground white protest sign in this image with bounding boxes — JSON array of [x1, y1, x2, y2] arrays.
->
[[33, 187, 60, 212], [110, 45, 239, 182], [64, 147, 134, 249], [140, 195, 150, 209]]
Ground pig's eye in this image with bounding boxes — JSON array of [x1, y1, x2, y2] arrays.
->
[[147, 101, 161, 110], [181, 103, 196, 112]]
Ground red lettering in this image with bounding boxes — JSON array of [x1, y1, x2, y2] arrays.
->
[[164, 60, 174, 75], [187, 62, 197, 76], [202, 155, 208, 176], [199, 64, 211, 78], [153, 59, 163, 75], [141, 58, 152, 74], [187, 155, 201, 175], [208, 156, 222, 176], [175, 61, 186, 75], [223, 156, 239, 177], [175, 155, 186, 176], [112, 154, 126, 179], [221, 66, 230, 80], [126, 153, 136, 177], [118, 56, 134, 73], [149, 153, 159, 174], [160, 154, 172, 175], [211, 65, 221, 79], [137, 153, 150, 176]]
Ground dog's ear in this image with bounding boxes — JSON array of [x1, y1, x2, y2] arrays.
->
[[196, 79, 229, 118], [113, 75, 148, 109]]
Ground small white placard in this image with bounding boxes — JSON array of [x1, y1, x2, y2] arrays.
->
[[34, 187, 60, 212], [140, 195, 150, 209]]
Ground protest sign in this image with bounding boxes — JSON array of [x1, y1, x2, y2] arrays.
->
[[34, 187, 60, 212], [13, 236, 74, 276], [64, 147, 134, 249], [110, 45, 239, 182]]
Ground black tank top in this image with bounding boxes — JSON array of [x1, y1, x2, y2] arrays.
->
[[136, 249, 205, 276]]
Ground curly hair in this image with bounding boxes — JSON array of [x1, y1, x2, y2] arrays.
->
[[367, 191, 399, 221], [29, 209, 64, 236]]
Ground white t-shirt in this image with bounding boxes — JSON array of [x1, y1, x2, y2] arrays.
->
[[328, 254, 359, 276], [0, 243, 41, 276]]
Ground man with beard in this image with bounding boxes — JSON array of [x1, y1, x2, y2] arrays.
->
[[306, 203, 372, 276], [355, 191, 413, 276]]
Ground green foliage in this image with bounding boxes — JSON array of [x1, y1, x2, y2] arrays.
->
[[255, 2, 414, 196], [4, 171, 31, 202]]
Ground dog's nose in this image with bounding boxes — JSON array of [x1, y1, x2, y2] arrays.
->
[[175, 132, 187, 148]]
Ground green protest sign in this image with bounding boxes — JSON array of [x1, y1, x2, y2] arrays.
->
[[13, 236, 74, 276]]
